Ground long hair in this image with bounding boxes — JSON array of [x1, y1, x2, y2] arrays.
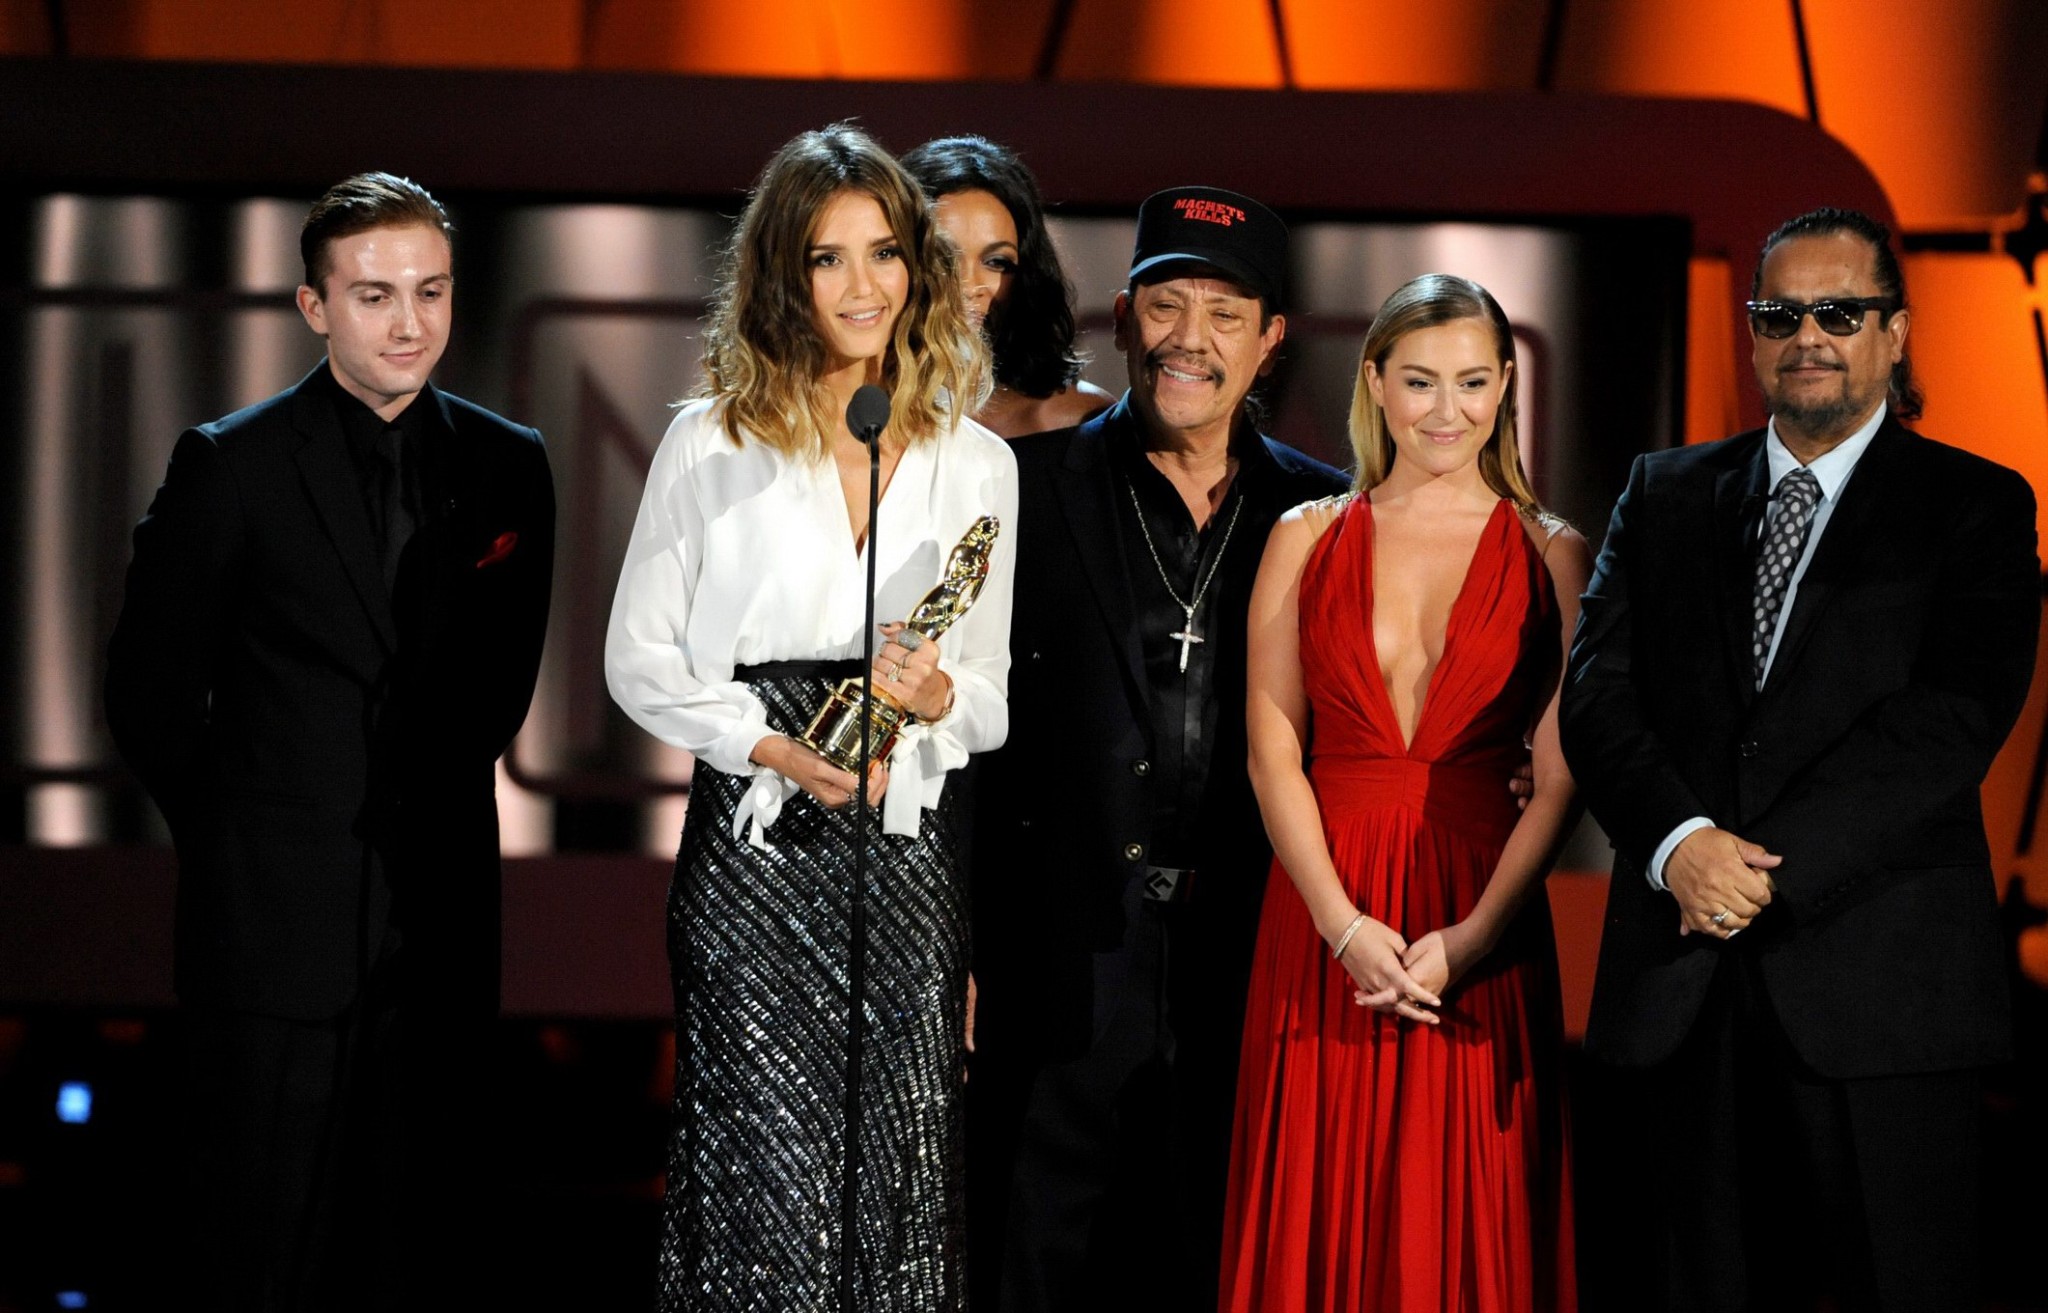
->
[[900, 135, 1085, 399], [1750, 206, 1923, 421], [699, 124, 990, 456], [1348, 274, 1546, 519]]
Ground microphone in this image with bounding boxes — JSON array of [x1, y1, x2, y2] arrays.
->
[[847, 385, 890, 445], [838, 378, 890, 1313]]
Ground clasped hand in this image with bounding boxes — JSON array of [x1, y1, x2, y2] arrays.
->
[[1666, 826, 1780, 938], [751, 736, 889, 810], [1327, 909, 1474, 1024]]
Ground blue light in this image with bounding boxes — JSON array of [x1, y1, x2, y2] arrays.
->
[[56, 1082, 92, 1125], [57, 1293, 88, 1309]]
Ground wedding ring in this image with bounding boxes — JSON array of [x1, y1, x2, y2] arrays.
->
[[1710, 910, 1730, 926], [895, 630, 926, 651], [885, 661, 903, 682]]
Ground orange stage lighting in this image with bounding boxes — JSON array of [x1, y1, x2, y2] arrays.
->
[[1550, 0, 1811, 117], [1278, 0, 1549, 91], [1054, 0, 1286, 87]]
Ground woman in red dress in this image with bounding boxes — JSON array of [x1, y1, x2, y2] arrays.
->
[[1221, 274, 1587, 1313]]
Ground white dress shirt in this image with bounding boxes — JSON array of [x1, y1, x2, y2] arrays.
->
[[605, 399, 1019, 848], [1646, 403, 1887, 889]]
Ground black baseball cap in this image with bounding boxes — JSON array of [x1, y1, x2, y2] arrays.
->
[[1128, 186, 1288, 311]]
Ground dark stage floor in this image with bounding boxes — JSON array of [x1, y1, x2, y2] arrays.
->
[[1, 1014, 2042, 1311]]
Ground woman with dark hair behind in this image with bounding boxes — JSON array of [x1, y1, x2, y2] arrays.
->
[[903, 135, 1114, 438], [606, 123, 1017, 1311]]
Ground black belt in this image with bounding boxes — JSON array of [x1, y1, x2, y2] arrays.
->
[[1142, 865, 1195, 904], [733, 660, 862, 682]]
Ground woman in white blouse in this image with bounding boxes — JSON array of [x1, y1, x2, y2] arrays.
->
[[605, 125, 1017, 1312]]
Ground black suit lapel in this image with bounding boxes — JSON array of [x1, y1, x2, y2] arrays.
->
[[1056, 412, 1148, 706], [1713, 437, 1770, 708], [290, 372, 398, 653], [403, 382, 476, 642], [412, 381, 472, 556], [1760, 419, 1908, 696], [418, 382, 467, 524]]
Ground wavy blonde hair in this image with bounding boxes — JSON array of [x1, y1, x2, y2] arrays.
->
[[699, 124, 990, 456], [1348, 274, 1546, 520]]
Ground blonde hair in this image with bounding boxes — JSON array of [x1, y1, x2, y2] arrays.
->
[[699, 124, 990, 456], [1347, 274, 1545, 520]]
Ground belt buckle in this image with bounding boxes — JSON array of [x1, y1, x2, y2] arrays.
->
[[1143, 865, 1193, 903]]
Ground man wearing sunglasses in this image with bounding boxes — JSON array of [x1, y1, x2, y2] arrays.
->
[[1563, 207, 2039, 1311]]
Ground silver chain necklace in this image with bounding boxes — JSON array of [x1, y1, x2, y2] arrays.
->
[[1126, 479, 1245, 674]]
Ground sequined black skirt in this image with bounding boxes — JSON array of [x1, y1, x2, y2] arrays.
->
[[659, 671, 968, 1312]]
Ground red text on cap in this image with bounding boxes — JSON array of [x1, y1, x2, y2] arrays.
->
[[1173, 198, 1248, 228]]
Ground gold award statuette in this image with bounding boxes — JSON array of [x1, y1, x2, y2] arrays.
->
[[801, 515, 1001, 773]]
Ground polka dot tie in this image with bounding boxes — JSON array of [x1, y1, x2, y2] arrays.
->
[[1752, 466, 1822, 688]]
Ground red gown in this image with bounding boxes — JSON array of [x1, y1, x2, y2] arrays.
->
[[1221, 496, 1576, 1313]]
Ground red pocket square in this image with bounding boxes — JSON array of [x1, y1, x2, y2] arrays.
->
[[476, 532, 518, 569]]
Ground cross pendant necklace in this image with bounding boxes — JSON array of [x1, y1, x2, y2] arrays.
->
[[1127, 480, 1245, 675], [1168, 605, 1204, 673]]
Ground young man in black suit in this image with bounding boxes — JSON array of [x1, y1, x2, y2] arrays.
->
[[1563, 208, 2039, 1311], [965, 188, 1348, 1313], [105, 173, 554, 1308]]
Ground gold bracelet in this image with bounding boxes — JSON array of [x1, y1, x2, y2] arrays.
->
[[1330, 912, 1369, 962], [921, 672, 956, 724]]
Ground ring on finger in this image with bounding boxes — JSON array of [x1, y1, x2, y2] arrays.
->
[[895, 629, 926, 651], [1710, 909, 1730, 927], [884, 660, 903, 682]]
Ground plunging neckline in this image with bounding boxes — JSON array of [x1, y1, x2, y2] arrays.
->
[[837, 440, 911, 559], [1359, 495, 1509, 755]]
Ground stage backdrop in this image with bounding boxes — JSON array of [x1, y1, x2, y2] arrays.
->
[[1, 191, 1685, 864]]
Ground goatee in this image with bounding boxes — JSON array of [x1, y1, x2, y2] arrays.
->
[[1769, 394, 1863, 435]]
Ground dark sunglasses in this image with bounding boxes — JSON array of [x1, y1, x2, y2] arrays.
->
[[1745, 297, 1899, 339]]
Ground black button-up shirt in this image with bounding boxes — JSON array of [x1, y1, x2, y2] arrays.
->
[[1109, 412, 1285, 870], [310, 362, 434, 594]]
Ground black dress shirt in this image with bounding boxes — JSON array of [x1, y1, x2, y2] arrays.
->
[[1109, 419, 1283, 870], [311, 362, 432, 594], [967, 396, 1346, 1057]]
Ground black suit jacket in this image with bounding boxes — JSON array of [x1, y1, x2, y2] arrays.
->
[[106, 366, 555, 1021], [971, 400, 1346, 1060], [1562, 418, 2037, 1078]]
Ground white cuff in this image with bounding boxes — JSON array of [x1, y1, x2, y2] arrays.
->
[[692, 682, 775, 778], [880, 719, 969, 839], [1648, 817, 1715, 891], [731, 763, 800, 852]]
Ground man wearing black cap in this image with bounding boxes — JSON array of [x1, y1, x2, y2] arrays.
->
[[966, 187, 1347, 1311]]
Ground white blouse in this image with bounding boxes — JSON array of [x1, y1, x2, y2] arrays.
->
[[605, 398, 1019, 848]]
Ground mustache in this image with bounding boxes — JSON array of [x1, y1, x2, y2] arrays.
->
[[1778, 351, 1844, 373], [1145, 348, 1224, 386]]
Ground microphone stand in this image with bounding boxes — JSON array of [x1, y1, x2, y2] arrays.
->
[[839, 411, 882, 1313]]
